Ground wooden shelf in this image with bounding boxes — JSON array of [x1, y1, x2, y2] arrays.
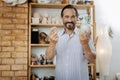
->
[[88, 63, 95, 66], [30, 63, 95, 68], [31, 44, 49, 47], [30, 3, 94, 9], [30, 23, 94, 28], [30, 23, 81, 27], [30, 64, 55, 68], [30, 23, 63, 27]]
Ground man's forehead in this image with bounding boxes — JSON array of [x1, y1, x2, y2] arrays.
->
[[63, 9, 76, 14]]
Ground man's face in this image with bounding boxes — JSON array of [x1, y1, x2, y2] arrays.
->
[[62, 9, 78, 30]]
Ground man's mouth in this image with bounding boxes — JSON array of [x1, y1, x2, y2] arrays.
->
[[66, 22, 74, 27]]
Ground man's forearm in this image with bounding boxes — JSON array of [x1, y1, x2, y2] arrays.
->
[[45, 43, 56, 60], [83, 44, 96, 62]]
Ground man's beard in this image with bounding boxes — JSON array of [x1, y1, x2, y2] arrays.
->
[[65, 22, 75, 30]]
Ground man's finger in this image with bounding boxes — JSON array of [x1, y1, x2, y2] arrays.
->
[[49, 27, 58, 35]]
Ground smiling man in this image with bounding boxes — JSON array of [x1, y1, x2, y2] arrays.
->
[[46, 4, 96, 80]]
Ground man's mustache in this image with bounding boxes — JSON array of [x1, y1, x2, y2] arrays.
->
[[65, 22, 74, 25]]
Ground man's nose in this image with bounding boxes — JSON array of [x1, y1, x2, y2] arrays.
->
[[68, 17, 72, 22]]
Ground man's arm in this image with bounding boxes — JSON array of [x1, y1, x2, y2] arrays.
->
[[46, 43, 56, 60], [80, 32, 96, 62], [82, 44, 96, 62], [45, 27, 58, 60]]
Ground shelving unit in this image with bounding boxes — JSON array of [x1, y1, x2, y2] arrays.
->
[[30, 63, 94, 67], [29, 2, 96, 80]]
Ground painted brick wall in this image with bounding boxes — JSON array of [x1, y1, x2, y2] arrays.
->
[[0, 1, 28, 80]]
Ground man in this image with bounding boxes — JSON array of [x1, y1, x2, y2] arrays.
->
[[46, 4, 96, 80]]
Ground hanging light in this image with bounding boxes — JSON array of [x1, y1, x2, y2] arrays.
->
[[96, 25, 112, 79]]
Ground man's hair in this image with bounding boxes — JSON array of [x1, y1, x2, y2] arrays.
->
[[61, 4, 78, 17]]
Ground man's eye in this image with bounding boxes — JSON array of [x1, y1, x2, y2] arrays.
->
[[71, 16, 75, 18], [65, 16, 69, 18]]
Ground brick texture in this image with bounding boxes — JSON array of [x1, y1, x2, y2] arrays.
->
[[0, 65, 10, 70], [0, 59, 1, 64], [0, 52, 11, 58], [0, 77, 12, 80], [15, 71, 27, 76], [0, 1, 28, 79], [0, 24, 1, 29], [2, 71, 14, 76], [12, 77, 27, 80], [11, 65, 23, 70]]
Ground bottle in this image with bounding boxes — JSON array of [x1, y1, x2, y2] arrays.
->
[[31, 28, 39, 44]]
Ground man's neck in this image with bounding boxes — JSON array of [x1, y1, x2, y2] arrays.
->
[[65, 28, 74, 36]]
